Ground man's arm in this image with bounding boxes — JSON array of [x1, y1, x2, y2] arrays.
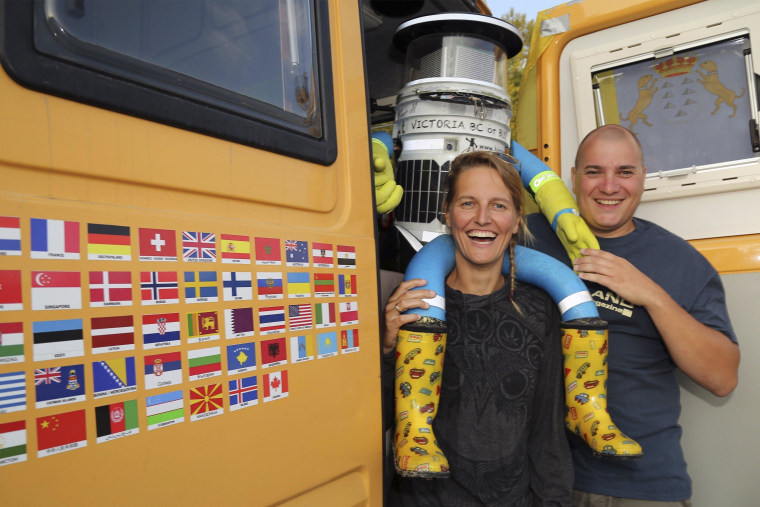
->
[[573, 248, 740, 397]]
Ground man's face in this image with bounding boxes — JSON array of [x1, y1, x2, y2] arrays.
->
[[571, 133, 646, 238]]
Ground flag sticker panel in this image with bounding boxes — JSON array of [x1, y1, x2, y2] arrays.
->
[[287, 272, 311, 298], [182, 231, 216, 262], [285, 239, 309, 266], [290, 335, 314, 363], [313, 273, 335, 298], [92, 357, 138, 399], [189, 382, 224, 421], [0, 322, 24, 363], [227, 342, 256, 375], [35, 364, 86, 408], [339, 301, 359, 326], [315, 302, 336, 329], [229, 375, 257, 411], [341, 329, 360, 354], [338, 274, 358, 297], [262, 370, 289, 403], [0, 216, 22, 256], [87, 223, 131, 261], [144, 351, 182, 390], [258, 306, 285, 336], [312, 242, 334, 267], [0, 371, 26, 414], [95, 399, 139, 443], [31, 271, 82, 311], [138, 228, 177, 261], [37, 409, 87, 457], [337, 245, 356, 268], [0, 420, 27, 467], [317, 331, 338, 359], [254, 237, 281, 265], [30, 218, 80, 260], [220, 233, 251, 264], [257, 272, 283, 300], [89, 271, 132, 307], [146, 390, 184, 430], [288, 304, 312, 331], [187, 346, 222, 381], [184, 271, 218, 303], [0, 270, 23, 311], [90, 315, 135, 354], [142, 312, 181, 349], [260, 337, 287, 369], [224, 307, 254, 339], [33, 319, 84, 361], [223, 271, 253, 301], [140, 271, 179, 305], [186, 311, 220, 344]]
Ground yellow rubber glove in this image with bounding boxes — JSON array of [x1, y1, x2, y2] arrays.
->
[[511, 141, 599, 262], [373, 137, 403, 214]]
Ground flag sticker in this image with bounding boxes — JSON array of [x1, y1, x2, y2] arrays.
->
[[146, 390, 184, 431], [0, 322, 24, 364], [142, 312, 181, 349], [138, 228, 177, 261], [312, 242, 333, 267], [337, 245, 356, 268], [90, 315, 135, 354], [31, 271, 82, 311], [338, 274, 358, 297], [224, 307, 254, 339], [0, 420, 27, 467], [35, 364, 86, 409], [89, 271, 132, 307], [229, 375, 258, 411], [290, 335, 314, 363], [30, 218, 80, 260], [223, 271, 253, 301], [285, 239, 309, 266], [144, 351, 182, 390], [258, 306, 285, 336], [0, 216, 21, 256], [257, 271, 283, 300], [92, 357, 138, 399], [287, 272, 311, 298], [186, 311, 220, 344], [140, 271, 179, 305], [184, 270, 218, 303], [315, 302, 336, 329], [87, 223, 131, 261], [220, 234, 250, 264], [313, 273, 335, 298], [0, 371, 26, 414], [188, 346, 222, 381], [227, 342, 257, 375], [288, 304, 313, 331], [182, 231, 216, 263], [36, 409, 87, 457], [254, 237, 281, 265], [339, 301, 359, 326], [33, 318, 84, 361], [317, 331, 338, 359], [0, 270, 22, 311], [341, 329, 360, 354], [262, 370, 289, 403], [95, 399, 139, 444], [260, 337, 287, 369], [189, 382, 224, 421]]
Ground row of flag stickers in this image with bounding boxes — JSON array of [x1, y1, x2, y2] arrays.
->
[[0, 217, 357, 267], [0, 269, 359, 310], [0, 304, 360, 363], [0, 368, 295, 465]]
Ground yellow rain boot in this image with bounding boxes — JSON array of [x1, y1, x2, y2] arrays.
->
[[394, 322, 450, 477], [562, 319, 643, 459]]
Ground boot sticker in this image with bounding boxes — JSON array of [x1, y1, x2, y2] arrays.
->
[[404, 348, 421, 363], [399, 382, 411, 397], [409, 368, 425, 379], [576, 362, 591, 378]]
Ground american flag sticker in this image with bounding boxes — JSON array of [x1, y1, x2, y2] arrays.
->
[[288, 304, 313, 331]]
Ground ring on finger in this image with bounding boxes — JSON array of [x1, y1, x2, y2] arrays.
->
[[394, 304, 402, 313]]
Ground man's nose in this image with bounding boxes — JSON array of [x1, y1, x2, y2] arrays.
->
[[600, 173, 619, 193]]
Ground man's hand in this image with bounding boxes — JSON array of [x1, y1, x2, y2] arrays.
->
[[572, 248, 657, 306]]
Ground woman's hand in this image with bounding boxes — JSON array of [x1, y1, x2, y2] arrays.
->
[[382, 279, 436, 355]]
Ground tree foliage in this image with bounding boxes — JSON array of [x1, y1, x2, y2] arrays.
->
[[501, 8, 534, 132]]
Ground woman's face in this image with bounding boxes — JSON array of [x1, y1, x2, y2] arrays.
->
[[445, 165, 520, 273]]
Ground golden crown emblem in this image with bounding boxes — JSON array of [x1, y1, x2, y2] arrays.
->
[[653, 55, 698, 78]]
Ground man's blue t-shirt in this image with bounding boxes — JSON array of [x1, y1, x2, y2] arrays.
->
[[525, 214, 737, 501]]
